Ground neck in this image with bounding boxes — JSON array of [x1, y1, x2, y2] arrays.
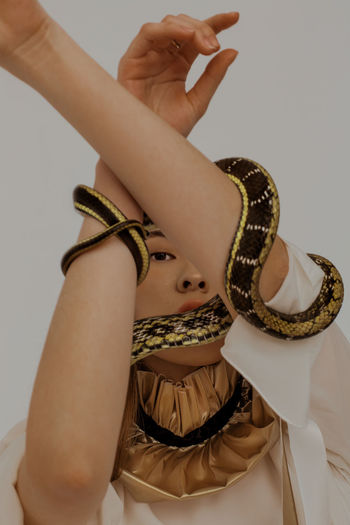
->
[[139, 355, 201, 382]]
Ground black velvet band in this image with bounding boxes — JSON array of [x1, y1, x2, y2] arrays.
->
[[137, 374, 248, 447]]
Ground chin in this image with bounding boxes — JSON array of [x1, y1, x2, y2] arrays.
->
[[152, 340, 224, 367]]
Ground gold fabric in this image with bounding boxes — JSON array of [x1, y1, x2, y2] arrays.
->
[[282, 421, 299, 525], [116, 358, 281, 502]]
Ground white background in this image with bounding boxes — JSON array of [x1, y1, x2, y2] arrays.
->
[[0, 0, 349, 438]]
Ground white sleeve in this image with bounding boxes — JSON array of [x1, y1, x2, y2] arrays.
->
[[0, 419, 125, 524], [220, 238, 326, 427], [0, 419, 26, 523], [220, 238, 350, 523], [309, 321, 350, 518]]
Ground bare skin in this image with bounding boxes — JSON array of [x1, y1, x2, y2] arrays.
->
[[136, 231, 228, 381], [0, 1, 289, 388], [94, 12, 241, 381], [94, 163, 226, 383], [0, 7, 290, 522], [94, 13, 286, 380]]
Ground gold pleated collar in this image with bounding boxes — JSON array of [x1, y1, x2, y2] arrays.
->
[[116, 358, 280, 502], [136, 358, 247, 436]]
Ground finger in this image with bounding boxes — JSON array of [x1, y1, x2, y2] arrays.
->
[[121, 13, 239, 64], [162, 14, 220, 56], [123, 22, 195, 59], [174, 12, 239, 63], [176, 11, 239, 38], [202, 11, 240, 34], [186, 49, 238, 118]]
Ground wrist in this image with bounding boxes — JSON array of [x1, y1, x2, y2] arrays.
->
[[3, 15, 56, 86], [162, 120, 191, 139]]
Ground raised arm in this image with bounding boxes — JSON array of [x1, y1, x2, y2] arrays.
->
[[111, 12, 289, 306], [0, 5, 288, 319], [0, 5, 289, 521], [15, 171, 143, 524]]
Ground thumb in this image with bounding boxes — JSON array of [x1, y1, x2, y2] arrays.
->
[[186, 49, 238, 117]]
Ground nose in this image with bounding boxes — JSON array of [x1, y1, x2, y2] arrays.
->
[[177, 267, 209, 293]]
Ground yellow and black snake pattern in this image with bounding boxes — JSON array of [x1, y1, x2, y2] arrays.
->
[[61, 157, 344, 365]]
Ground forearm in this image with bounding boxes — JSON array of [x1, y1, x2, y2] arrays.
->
[[12, 18, 242, 296], [12, 17, 287, 309], [24, 215, 137, 497]]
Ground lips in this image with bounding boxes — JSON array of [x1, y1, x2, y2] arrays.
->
[[177, 300, 204, 313]]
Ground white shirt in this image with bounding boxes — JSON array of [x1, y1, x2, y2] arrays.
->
[[0, 239, 349, 524]]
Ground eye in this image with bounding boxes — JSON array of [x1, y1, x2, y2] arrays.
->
[[150, 251, 175, 262]]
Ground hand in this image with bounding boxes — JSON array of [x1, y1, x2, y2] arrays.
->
[[117, 12, 239, 137], [0, 0, 50, 73]]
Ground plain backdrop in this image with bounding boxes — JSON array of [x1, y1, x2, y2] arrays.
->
[[0, 0, 349, 439]]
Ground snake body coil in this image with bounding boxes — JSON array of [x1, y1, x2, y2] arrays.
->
[[61, 157, 344, 365]]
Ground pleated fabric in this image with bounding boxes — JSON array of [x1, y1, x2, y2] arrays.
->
[[117, 358, 280, 502]]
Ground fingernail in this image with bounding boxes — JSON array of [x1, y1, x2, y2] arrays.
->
[[229, 51, 239, 63], [205, 36, 220, 49]]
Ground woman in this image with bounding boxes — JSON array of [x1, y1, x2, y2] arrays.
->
[[0, 2, 349, 524]]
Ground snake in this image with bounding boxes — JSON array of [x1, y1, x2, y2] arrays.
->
[[61, 157, 344, 365]]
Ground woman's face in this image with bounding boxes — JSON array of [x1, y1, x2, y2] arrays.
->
[[135, 229, 225, 372]]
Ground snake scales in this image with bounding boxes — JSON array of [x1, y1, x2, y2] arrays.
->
[[61, 157, 344, 365]]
